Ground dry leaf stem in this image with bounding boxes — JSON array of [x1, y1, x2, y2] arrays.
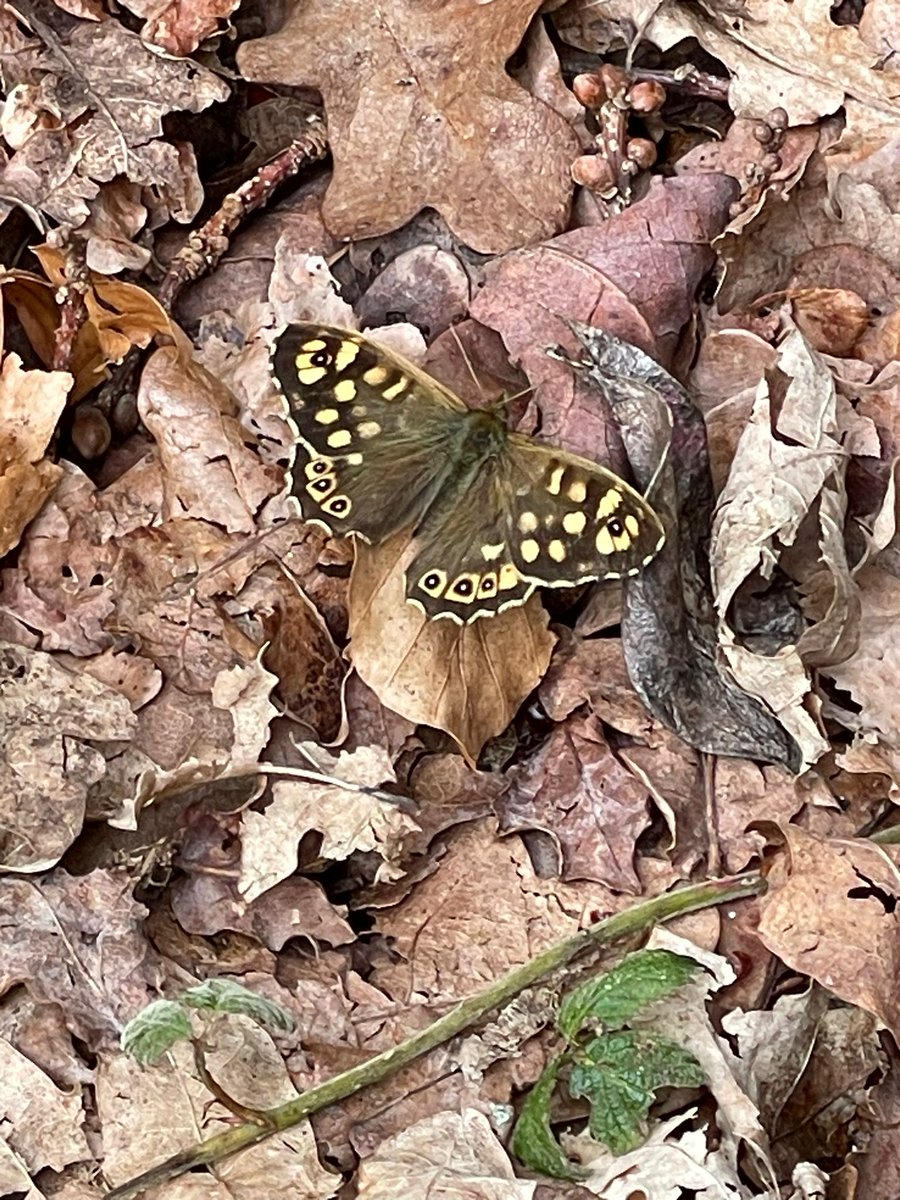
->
[[104, 871, 764, 1199]]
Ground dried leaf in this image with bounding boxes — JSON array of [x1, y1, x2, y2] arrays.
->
[[0, 353, 69, 557], [348, 531, 555, 761], [237, 0, 579, 253]]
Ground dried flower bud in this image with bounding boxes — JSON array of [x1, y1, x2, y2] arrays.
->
[[573, 72, 606, 109], [71, 405, 111, 459], [571, 153, 616, 191], [628, 80, 666, 113], [754, 120, 774, 145], [626, 137, 657, 170], [767, 107, 788, 130], [761, 152, 782, 174]]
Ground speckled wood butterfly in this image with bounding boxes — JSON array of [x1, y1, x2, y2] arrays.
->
[[271, 324, 665, 624]]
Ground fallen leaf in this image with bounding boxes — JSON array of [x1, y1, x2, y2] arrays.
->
[[357, 1108, 535, 1200], [0, 352, 69, 556], [117, 0, 242, 56], [348, 532, 555, 762], [0, 1039, 90, 1172], [757, 826, 900, 1040], [500, 713, 650, 890], [237, 0, 579, 253], [0, 20, 227, 238], [0, 644, 136, 872]]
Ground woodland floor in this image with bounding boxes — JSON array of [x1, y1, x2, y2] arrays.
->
[[0, 2, 899, 1199]]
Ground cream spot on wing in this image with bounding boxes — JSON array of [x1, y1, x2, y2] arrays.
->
[[357, 420, 382, 439], [446, 574, 478, 603], [567, 479, 587, 504], [327, 429, 353, 449], [597, 488, 624, 518], [418, 569, 447, 597], [481, 542, 505, 562], [322, 494, 351, 517], [625, 514, 640, 537], [547, 466, 565, 495], [296, 365, 327, 385], [333, 378, 357, 403], [346, 453, 364, 466], [307, 476, 336, 500], [304, 457, 334, 479], [477, 572, 498, 599], [498, 563, 519, 590], [315, 408, 340, 425], [548, 539, 566, 563], [334, 341, 360, 373], [299, 339, 326, 353], [563, 511, 586, 536], [520, 538, 540, 564], [363, 365, 389, 385], [518, 512, 539, 534], [596, 527, 615, 555], [382, 378, 409, 400]]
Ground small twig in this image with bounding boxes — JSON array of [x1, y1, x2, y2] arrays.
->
[[104, 871, 765, 1199], [157, 116, 329, 311], [50, 235, 90, 373]]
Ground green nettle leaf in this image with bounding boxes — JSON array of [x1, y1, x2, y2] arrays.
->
[[121, 1000, 192, 1065], [569, 1029, 705, 1155], [511, 1055, 585, 1181], [557, 949, 699, 1041], [182, 979, 295, 1032]]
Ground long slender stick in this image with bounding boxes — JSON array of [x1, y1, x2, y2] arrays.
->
[[105, 871, 764, 1199]]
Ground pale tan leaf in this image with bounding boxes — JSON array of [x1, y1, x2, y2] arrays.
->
[[348, 532, 555, 761]]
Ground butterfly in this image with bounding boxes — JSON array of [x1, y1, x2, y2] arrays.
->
[[270, 324, 665, 624]]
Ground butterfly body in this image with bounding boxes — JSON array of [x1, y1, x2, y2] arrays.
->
[[272, 324, 665, 623]]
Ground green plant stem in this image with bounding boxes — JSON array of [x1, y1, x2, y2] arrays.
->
[[105, 871, 764, 1199]]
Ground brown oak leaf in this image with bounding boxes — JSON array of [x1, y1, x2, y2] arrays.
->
[[236, 0, 579, 253]]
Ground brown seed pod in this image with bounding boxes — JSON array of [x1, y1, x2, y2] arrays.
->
[[71, 405, 112, 459], [628, 80, 666, 113], [571, 153, 617, 191], [626, 137, 657, 170], [573, 72, 606, 109]]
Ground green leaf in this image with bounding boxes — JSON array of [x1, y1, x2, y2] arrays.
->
[[569, 1029, 704, 1155], [121, 1000, 192, 1065], [557, 949, 699, 1040], [511, 1055, 584, 1181], [182, 979, 295, 1032]]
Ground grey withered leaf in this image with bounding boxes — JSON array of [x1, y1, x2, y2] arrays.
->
[[556, 320, 802, 772]]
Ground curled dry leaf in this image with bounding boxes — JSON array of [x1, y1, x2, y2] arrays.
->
[[117, 0, 242, 56], [0, 644, 136, 872], [0, 20, 227, 236], [500, 712, 650, 891], [757, 826, 900, 1041], [598, 0, 900, 123], [0, 352, 69, 557], [0, 1040, 90, 1173], [348, 531, 555, 762], [237, 0, 579, 253], [357, 1109, 532, 1200]]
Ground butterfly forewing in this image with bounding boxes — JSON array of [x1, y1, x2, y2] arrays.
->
[[272, 325, 465, 542], [271, 323, 666, 623]]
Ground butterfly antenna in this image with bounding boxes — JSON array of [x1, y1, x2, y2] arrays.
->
[[448, 322, 485, 400]]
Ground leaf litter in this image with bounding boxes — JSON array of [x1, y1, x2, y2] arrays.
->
[[1, 1, 900, 1198]]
